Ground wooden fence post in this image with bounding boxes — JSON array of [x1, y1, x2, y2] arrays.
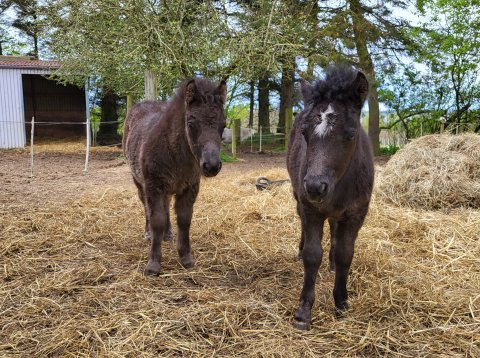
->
[[231, 120, 237, 160]]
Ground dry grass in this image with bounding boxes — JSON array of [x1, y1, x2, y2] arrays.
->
[[1, 160, 479, 356], [377, 133, 480, 210]]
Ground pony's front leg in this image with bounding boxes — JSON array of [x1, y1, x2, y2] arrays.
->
[[332, 213, 365, 312], [328, 218, 338, 272], [294, 211, 325, 330], [296, 201, 305, 260], [174, 183, 199, 268], [144, 190, 169, 276]]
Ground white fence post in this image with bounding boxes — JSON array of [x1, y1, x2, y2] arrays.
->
[[259, 126, 263, 153], [29, 116, 35, 177], [84, 81, 91, 173], [250, 127, 253, 153]]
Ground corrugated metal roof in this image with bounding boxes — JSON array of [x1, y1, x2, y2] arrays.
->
[[0, 59, 60, 70]]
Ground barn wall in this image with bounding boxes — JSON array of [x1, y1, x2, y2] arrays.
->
[[22, 74, 86, 139], [0, 69, 25, 148], [0, 68, 87, 148]]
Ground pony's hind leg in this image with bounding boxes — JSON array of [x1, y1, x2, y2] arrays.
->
[[135, 179, 174, 243], [163, 195, 174, 242], [133, 178, 151, 241], [174, 183, 199, 269], [328, 218, 338, 272]]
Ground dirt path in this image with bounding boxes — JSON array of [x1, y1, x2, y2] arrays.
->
[[0, 147, 287, 206], [0, 144, 388, 207]]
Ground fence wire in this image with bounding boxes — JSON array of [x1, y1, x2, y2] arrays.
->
[[0, 119, 125, 176], [3, 118, 478, 176], [223, 126, 288, 155]]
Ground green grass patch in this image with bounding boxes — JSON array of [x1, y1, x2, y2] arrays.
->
[[220, 150, 236, 163], [380, 145, 400, 156], [271, 145, 286, 153]]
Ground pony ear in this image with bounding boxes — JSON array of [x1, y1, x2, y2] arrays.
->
[[353, 71, 369, 104], [185, 79, 197, 105], [216, 80, 227, 104], [299, 78, 314, 102]]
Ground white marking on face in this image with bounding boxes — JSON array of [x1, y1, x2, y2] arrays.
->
[[314, 104, 335, 138]]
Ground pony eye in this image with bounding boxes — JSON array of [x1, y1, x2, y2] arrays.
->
[[187, 115, 196, 128], [346, 128, 357, 140], [301, 124, 308, 137]]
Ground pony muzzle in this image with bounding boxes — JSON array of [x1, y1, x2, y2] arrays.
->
[[304, 175, 331, 203], [200, 145, 222, 177]]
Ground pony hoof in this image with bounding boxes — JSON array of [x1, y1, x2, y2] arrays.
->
[[144, 260, 161, 276], [334, 303, 348, 317], [164, 230, 174, 242], [293, 319, 310, 330], [180, 254, 195, 269], [329, 264, 335, 273], [144, 232, 152, 241]]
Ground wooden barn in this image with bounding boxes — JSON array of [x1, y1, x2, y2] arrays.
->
[[0, 56, 87, 149]]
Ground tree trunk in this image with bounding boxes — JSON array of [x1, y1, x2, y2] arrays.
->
[[126, 95, 133, 116], [258, 76, 270, 134], [33, 34, 38, 58], [248, 80, 255, 128], [32, 11, 38, 58], [306, 1, 319, 81], [349, 0, 380, 155], [144, 70, 157, 101], [278, 61, 295, 134], [367, 86, 380, 154], [400, 117, 410, 140], [97, 88, 120, 145]]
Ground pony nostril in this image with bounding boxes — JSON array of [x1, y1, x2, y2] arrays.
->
[[319, 182, 328, 194], [212, 161, 221, 173], [305, 180, 329, 199], [203, 162, 210, 171]]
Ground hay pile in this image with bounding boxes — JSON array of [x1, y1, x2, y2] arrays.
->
[[1, 158, 479, 356], [377, 133, 480, 210]]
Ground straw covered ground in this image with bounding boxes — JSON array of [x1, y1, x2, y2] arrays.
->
[[1, 142, 479, 357]]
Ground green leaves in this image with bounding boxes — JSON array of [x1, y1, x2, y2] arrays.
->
[[44, 0, 335, 94], [412, 0, 480, 126]]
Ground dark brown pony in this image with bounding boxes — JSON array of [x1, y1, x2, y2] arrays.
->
[[123, 78, 227, 275], [287, 65, 374, 330]]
